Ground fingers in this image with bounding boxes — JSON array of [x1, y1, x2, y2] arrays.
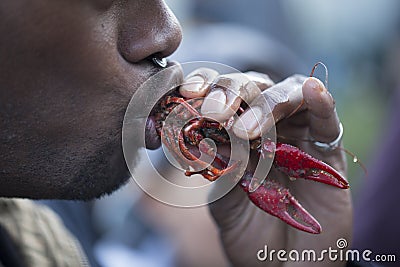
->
[[179, 69, 340, 145], [302, 77, 341, 143], [201, 73, 249, 122], [178, 69, 275, 139], [179, 68, 219, 98], [198, 71, 274, 122], [233, 75, 306, 140], [243, 71, 275, 91]]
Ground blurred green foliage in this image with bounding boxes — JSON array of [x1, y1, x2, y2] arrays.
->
[[338, 82, 388, 198]]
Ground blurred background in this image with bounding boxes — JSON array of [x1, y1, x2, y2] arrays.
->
[[167, 0, 400, 188], [41, 1, 400, 266]]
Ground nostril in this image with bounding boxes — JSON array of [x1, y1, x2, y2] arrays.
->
[[118, 35, 172, 65]]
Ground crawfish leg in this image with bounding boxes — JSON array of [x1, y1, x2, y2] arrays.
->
[[165, 96, 201, 118], [240, 174, 322, 234], [176, 125, 229, 180], [185, 161, 239, 181], [180, 118, 239, 181]]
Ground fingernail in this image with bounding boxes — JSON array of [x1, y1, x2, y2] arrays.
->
[[201, 89, 227, 114], [180, 76, 204, 96], [234, 107, 263, 134], [304, 77, 325, 92]]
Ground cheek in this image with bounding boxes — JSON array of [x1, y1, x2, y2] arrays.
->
[[1, 5, 141, 141], [0, 1, 163, 199], [39, 83, 129, 146], [1, 0, 154, 117], [0, 1, 156, 189]]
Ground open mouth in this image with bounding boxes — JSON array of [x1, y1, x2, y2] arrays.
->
[[145, 89, 182, 150]]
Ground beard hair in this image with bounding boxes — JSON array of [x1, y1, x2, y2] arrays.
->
[[65, 140, 133, 200], [64, 118, 145, 200]]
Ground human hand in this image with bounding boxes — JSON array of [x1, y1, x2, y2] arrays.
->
[[179, 68, 352, 267]]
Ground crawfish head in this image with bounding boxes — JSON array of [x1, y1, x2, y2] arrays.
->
[[146, 91, 349, 234]]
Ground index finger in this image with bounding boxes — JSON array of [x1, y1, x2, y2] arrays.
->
[[179, 68, 219, 98], [233, 74, 306, 140], [200, 72, 274, 122]]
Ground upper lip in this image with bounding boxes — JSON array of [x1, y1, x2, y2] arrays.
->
[[126, 60, 183, 120]]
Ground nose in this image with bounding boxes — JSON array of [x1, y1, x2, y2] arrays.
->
[[117, 0, 182, 64]]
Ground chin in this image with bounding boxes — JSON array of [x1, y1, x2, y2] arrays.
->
[[22, 135, 137, 200], [63, 141, 133, 200]]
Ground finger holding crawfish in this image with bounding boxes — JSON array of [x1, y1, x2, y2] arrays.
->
[[156, 68, 274, 181], [147, 67, 350, 235]]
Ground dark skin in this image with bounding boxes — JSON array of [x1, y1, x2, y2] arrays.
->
[[0, 1, 351, 266], [0, 0, 181, 199]]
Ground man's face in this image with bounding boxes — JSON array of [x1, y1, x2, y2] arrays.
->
[[0, 0, 182, 199]]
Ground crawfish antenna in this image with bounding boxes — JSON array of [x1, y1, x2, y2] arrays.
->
[[310, 62, 329, 89], [341, 147, 368, 176]]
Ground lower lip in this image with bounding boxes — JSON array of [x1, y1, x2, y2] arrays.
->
[[145, 115, 161, 150]]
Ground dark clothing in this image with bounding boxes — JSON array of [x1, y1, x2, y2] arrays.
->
[[0, 225, 26, 267], [353, 89, 400, 266]]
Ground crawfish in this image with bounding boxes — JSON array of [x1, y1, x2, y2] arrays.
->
[[145, 87, 349, 234]]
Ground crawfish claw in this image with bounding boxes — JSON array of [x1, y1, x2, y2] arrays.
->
[[268, 142, 349, 189], [241, 176, 322, 234]]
